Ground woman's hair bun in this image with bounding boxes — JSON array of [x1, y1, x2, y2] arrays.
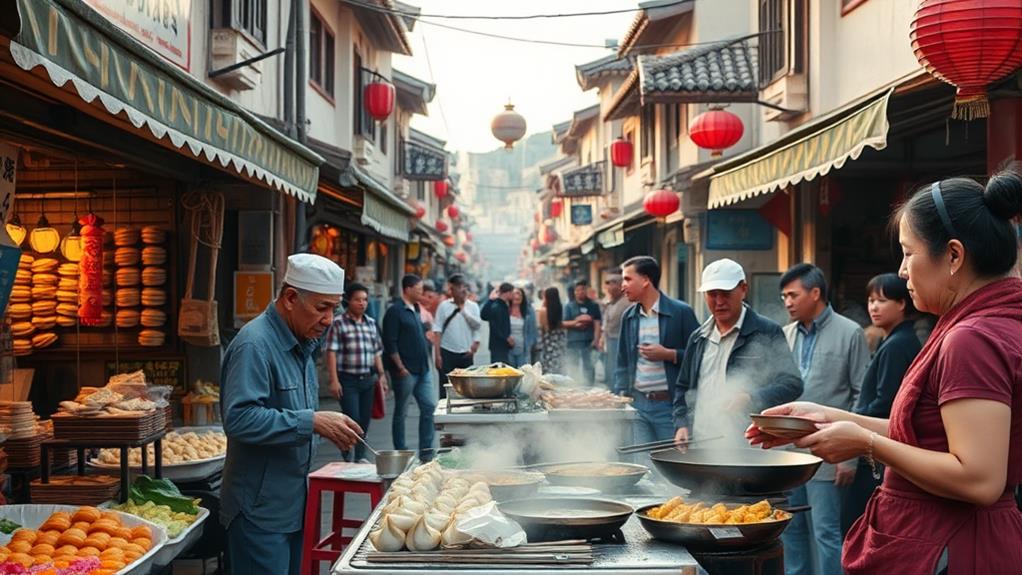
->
[[983, 165, 1022, 221]]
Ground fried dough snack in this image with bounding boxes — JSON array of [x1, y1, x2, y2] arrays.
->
[[645, 497, 789, 524]]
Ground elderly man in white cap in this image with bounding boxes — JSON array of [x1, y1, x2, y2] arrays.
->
[[220, 253, 362, 575], [672, 258, 802, 447]]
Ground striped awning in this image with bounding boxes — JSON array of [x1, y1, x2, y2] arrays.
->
[[708, 89, 893, 209]]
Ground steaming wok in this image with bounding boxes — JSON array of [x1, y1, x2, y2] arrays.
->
[[650, 448, 822, 495], [635, 502, 793, 550], [533, 462, 649, 493], [499, 497, 633, 542]]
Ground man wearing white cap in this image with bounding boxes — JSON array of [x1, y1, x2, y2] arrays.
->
[[672, 258, 802, 446], [221, 253, 363, 575]]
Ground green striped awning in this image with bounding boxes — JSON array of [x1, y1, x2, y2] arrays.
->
[[708, 89, 892, 209]]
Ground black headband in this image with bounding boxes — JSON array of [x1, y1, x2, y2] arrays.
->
[[931, 182, 959, 238]]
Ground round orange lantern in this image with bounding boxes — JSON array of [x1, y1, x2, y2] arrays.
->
[[690, 108, 744, 157], [435, 219, 448, 233], [434, 180, 448, 199], [78, 213, 105, 325], [550, 198, 564, 218], [643, 189, 679, 219], [447, 205, 459, 219], [442, 234, 456, 248], [364, 81, 395, 121], [911, 0, 1022, 119], [610, 137, 633, 168], [491, 102, 527, 150]]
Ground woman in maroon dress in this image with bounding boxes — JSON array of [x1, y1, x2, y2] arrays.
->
[[748, 169, 1022, 575]]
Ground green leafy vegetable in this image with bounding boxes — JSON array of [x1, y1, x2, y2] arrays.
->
[[0, 518, 20, 534], [129, 475, 199, 515]]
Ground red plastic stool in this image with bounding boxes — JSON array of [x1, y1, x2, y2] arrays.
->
[[301, 462, 384, 575]]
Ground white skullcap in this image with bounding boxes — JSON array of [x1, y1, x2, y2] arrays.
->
[[283, 253, 345, 295]]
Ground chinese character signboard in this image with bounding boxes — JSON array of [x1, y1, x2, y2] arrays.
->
[[401, 141, 447, 181], [234, 271, 274, 328], [0, 144, 20, 317], [704, 210, 773, 250], [571, 204, 593, 226], [84, 0, 191, 70], [560, 162, 605, 197]]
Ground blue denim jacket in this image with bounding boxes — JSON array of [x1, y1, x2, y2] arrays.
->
[[220, 304, 319, 533], [613, 292, 700, 396]]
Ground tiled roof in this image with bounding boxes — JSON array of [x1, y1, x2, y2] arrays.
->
[[638, 39, 757, 98], [575, 54, 633, 90]]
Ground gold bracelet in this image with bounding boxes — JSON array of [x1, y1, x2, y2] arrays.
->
[[867, 431, 881, 480]]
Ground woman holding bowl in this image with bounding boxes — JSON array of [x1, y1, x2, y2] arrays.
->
[[748, 169, 1022, 574]]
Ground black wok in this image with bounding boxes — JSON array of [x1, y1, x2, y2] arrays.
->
[[635, 503, 792, 550], [498, 497, 633, 542], [649, 448, 822, 495]]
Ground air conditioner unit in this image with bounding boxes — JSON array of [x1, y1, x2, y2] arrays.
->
[[353, 136, 375, 166], [210, 28, 262, 91]]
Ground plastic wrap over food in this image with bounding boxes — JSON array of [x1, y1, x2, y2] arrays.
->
[[450, 501, 527, 548]]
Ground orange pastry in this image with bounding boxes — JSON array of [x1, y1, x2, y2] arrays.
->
[[11, 529, 37, 543], [8, 541, 32, 554], [84, 534, 110, 550], [37, 531, 60, 546], [55, 545, 78, 557], [7, 553, 34, 567], [100, 559, 126, 570], [57, 528, 87, 547], [72, 506, 102, 523], [113, 527, 132, 540], [123, 543, 145, 556], [52, 559, 71, 569], [76, 546, 101, 557], [32, 554, 51, 565], [29, 543, 55, 556], [99, 510, 120, 522], [123, 551, 142, 563], [40, 517, 71, 532], [129, 525, 152, 540], [131, 537, 151, 551], [106, 537, 129, 550], [88, 520, 119, 536], [71, 521, 91, 532]]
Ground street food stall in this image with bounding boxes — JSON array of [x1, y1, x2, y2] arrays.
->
[[333, 367, 823, 575]]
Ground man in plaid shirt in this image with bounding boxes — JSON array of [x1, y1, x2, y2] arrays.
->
[[324, 282, 388, 462]]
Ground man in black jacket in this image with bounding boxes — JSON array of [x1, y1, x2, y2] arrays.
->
[[382, 274, 436, 461], [480, 282, 514, 364], [673, 259, 802, 446]]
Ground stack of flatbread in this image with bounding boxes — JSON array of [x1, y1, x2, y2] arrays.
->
[[0, 401, 40, 439]]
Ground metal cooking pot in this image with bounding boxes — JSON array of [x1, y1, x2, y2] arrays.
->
[[649, 448, 822, 495], [499, 497, 634, 542], [375, 450, 416, 478], [635, 503, 792, 550], [447, 373, 522, 399], [535, 462, 649, 493]]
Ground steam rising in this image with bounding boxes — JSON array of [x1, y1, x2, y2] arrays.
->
[[454, 420, 628, 469]]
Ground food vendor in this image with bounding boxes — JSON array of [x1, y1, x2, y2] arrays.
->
[[748, 170, 1022, 575], [220, 253, 363, 575]]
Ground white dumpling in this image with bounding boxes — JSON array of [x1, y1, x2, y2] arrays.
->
[[387, 509, 420, 532], [405, 513, 442, 551], [369, 515, 407, 551], [455, 498, 482, 513], [467, 482, 490, 495], [432, 494, 458, 513], [470, 491, 492, 505], [424, 509, 451, 532], [441, 513, 473, 547], [402, 499, 429, 515]]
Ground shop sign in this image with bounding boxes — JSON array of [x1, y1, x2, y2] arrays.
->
[[704, 210, 773, 251], [401, 141, 447, 180], [560, 162, 605, 197], [234, 271, 274, 328], [0, 144, 21, 316], [105, 359, 185, 393], [571, 204, 593, 226], [84, 0, 191, 70]]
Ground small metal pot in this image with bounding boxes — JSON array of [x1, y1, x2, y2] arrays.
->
[[375, 450, 416, 478]]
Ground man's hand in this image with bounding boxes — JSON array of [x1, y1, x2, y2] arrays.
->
[[313, 411, 362, 450], [576, 314, 593, 326], [377, 373, 390, 396], [674, 427, 690, 449], [397, 366, 410, 378], [835, 461, 856, 487], [507, 336, 516, 348], [489, 287, 501, 300], [725, 392, 752, 413], [328, 379, 342, 401], [593, 338, 602, 351], [639, 343, 674, 362], [435, 353, 443, 371], [470, 342, 480, 355]]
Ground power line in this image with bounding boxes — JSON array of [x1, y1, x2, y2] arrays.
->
[[342, 0, 690, 20], [420, 35, 452, 140]]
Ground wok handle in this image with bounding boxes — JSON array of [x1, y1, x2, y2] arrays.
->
[[616, 435, 724, 454]]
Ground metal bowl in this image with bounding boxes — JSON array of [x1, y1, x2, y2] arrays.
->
[[635, 503, 792, 550], [447, 373, 523, 399], [535, 462, 649, 493], [749, 414, 819, 439], [375, 450, 416, 478], [649, 448, 822, 495], [460, 470, 546, 501]]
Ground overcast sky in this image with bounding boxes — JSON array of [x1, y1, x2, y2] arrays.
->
[[392, 1, 639, 153]]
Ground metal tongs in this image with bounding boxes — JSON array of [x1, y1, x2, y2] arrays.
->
[[615, 435, 724, 454]]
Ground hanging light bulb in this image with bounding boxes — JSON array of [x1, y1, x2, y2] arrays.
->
[[60, 218, 84, 262], [29, 214, 60, 254], [5, 214, 26, 247]]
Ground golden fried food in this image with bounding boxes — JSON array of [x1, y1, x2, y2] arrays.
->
[[644, 497, 790, 525]]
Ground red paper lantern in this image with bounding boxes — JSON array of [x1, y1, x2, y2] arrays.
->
[[911, 1, 1022, 119], [447, 205, 459, 219], [610, 137, 633, 168], [413, 203, 426, 219], [78, 213, 105, 325], [543, 227, 557, 244], [643, 189, 679, 219], [442, 234, 456, 247], [530, 238, 540, 251], [690, 108, 744, 157], [364, 81, 395, 121], [550, 198, 564, 218], [434, 180, 448, 199], [435, 219, 448, 233]]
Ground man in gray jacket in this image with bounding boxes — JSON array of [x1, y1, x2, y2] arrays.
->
[[779, 264, 868, 575]]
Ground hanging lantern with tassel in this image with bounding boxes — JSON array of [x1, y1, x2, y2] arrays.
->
[[5, 214, 25, 247], [643, 189, 680, 219], [28, 214, 61, 254], [491, 101, 527, 150], [910, 0, 1022, 120], [364, 81, 396, 121], [78, 213, 104, 325], [690, 108, 744, 157], [60, 219, 84, 262]]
